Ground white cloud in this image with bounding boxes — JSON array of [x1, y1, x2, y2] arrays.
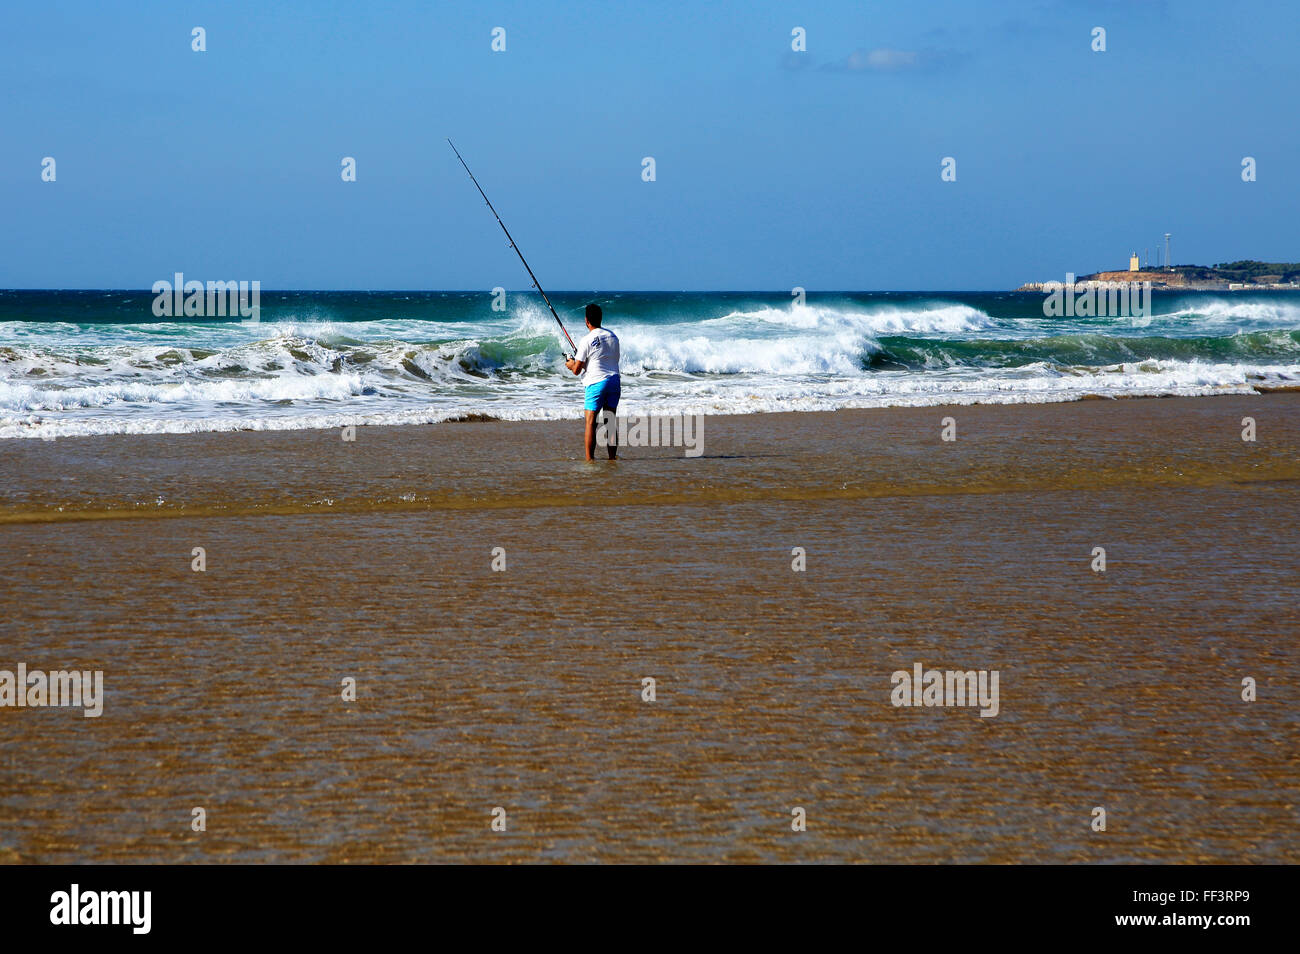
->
[[847, 48, 920, 71]]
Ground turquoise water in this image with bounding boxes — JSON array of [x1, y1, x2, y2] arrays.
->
[[2, 289, 1298, 438]]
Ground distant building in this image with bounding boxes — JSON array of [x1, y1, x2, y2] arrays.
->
[[1129, 252, 1140, 272]]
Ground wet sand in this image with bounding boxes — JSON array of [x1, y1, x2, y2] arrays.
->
[[1, 395, 1298, 863]]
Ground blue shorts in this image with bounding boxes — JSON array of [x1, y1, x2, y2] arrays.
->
[[584, 374, 621, 412]]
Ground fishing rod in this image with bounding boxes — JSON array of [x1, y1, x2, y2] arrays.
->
[[447, 139, 578, 358]]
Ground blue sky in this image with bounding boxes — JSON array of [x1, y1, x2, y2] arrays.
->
[[3, 0, 1296, 289]]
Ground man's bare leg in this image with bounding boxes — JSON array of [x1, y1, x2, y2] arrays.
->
[[583, 410, 618, 461], [584, 410, 598, 461], [603, 410, 617, 460]]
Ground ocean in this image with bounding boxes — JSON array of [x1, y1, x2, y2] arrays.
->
[[2, 289, 1299, 439]]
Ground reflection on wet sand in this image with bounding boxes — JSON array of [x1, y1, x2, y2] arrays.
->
[[1, 396, 1296, 862]]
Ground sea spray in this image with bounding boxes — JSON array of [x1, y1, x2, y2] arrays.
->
[[2, 290, 1298, 438]]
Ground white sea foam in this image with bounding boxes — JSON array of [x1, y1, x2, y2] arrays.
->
[[2, 298, 1297, 439], [1158, 298, 1300, 330], [3, 357, 1295, 439]]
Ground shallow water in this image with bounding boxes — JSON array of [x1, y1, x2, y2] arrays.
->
[[1, 397, 1297, 862]]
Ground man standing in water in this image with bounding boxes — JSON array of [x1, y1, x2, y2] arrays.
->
[[565, 303, 620, 461]]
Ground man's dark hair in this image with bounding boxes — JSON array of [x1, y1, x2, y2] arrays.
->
[[585, 302, 603, 327]]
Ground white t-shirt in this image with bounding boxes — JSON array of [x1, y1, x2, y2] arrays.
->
[[575, 327, 620, 386]]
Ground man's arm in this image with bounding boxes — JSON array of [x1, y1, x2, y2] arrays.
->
[[565, 356, 587, 376]]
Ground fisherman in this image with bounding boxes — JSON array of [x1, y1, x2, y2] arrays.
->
[[565, 303, 621, 462]]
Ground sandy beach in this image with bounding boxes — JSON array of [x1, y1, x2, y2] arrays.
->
[[2, 394, 1297, 863]]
